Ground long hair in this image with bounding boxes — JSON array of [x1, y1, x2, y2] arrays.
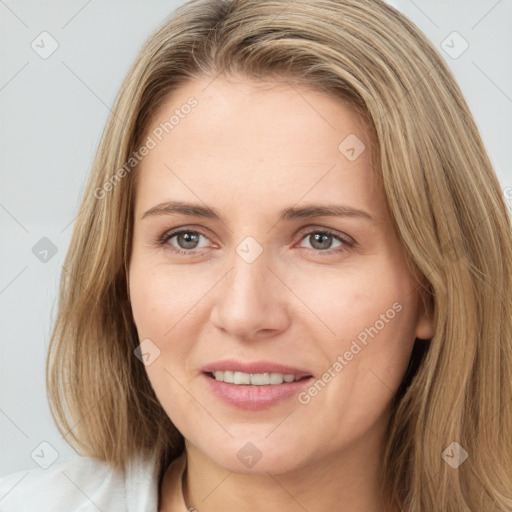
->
[[46, 1, 512, 510]]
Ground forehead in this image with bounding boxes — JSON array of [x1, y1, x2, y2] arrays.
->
[[134, 75, 383, 220]]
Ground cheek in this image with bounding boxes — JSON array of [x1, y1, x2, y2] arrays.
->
[[128, 262, 204, 425], [129, 258, 210, 337], [291, 264, 419, 413], [128, 258, 219, 399], [288, 259, 417, 348]]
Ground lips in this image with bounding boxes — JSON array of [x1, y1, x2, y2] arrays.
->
[[200, 359, 314, 410]]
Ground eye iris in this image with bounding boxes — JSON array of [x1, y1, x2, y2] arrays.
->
[[310, 233, 332, 250], [177, 232, 199, 249]]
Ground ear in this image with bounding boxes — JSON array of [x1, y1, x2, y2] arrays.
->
[[414, 294, 435, 340]]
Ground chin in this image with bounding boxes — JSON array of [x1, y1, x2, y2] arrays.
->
[[201, 438, 310, 476]]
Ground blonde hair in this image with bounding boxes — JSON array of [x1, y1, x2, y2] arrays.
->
[[46, 0, 512, 509]]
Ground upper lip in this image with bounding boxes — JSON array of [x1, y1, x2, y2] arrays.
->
[[201, 359, 313, 379]]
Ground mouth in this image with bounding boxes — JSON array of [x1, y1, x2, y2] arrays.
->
[[200, 360, 314, 410]]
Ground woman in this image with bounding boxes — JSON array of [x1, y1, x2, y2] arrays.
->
[[1, 0, 511, 510]]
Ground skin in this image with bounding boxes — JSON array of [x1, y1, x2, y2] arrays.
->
[[128, 74, 434, 512]]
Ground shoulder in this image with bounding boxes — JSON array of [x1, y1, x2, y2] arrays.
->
[[0, 453, 160, 512]]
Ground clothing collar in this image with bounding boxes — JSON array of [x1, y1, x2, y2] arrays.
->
[[124, 451, 188, 512]]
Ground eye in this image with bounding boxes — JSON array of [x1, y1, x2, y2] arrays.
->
[[159, 228, 211, 254], [157, 226, 355, 256], [297, 228, 354, 255]]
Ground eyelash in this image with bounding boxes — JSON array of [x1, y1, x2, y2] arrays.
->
[[156, 227, 355, 256]]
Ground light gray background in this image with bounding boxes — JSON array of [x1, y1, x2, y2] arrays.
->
[[1, 0, 511, 476]]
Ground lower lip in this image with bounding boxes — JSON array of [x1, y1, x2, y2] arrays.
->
[[202, 372, 313, 410]]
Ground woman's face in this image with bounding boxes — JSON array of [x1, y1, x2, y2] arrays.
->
[[129, 75, 433, 475]]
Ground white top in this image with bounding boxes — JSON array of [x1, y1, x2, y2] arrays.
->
[[0, 451, 188, 511]]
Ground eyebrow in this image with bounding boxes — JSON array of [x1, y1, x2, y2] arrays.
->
[[141, 200, 374, 223]]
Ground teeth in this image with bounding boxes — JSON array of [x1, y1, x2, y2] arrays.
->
[[269, 373, 284, 384], [233, 371, 251, 385], [211, 370, 302, 385]]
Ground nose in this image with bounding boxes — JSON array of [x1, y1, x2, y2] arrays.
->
[[209, 247, 291, 342]]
